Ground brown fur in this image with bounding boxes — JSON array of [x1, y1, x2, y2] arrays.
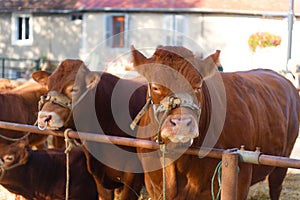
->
[[0, 79, 16, 91], [0, 81, 48, 149]]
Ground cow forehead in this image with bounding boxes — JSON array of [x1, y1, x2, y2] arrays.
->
[[149, 64, 202, 91], [47, 60, 87, 91], [48, 71, 76, 92], [148, 47, 202, 87]]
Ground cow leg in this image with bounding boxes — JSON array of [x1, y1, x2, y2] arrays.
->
[[268, 167, 287, 200], [119, 172, 143, 200], [28, 134, 48, 149], [237, 163, 252, 200], [82, 145, 121, 200], [93, 178, 114, 200]]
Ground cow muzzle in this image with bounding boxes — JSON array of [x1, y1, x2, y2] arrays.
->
[[160, 113, 199, 144], [152, 92, 200, 144], [38, 110, 65, 130]]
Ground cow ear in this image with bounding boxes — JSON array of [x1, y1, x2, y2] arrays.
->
[[131, 45, 147, 66], [85, 72, 100, 90], [195, 50, 220, 80], [131, 45, 151, 78], [32, 71, 51, 86]]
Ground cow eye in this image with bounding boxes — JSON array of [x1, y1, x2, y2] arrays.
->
[[71, 87, 79, 95], [194, 87, 201, 94], [151, 85, 161, 95]]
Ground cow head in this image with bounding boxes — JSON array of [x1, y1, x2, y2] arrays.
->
[[131, 45, 219, 145], [32, 59, 100, 130], [0, 140, 29, 182]]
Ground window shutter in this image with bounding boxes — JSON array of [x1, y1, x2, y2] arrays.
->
[[175, 15, 184, 45], [105, 15, 113, 47], [163, 15, 173, 45]]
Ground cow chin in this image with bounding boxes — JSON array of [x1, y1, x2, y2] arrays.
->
[[161, 128, 199, 146], [47, 125, 63, 130]]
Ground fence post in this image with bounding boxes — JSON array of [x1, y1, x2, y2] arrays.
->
[[35, 59, 41, 71], [221, 151, 238, 200], [1, 58, 4, 78]]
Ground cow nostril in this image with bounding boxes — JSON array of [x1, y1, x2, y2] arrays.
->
[[185, 118, 192, 126], [169, 118, 178, 127], [169, 117, 192, 127], [39, 114, 51, 123], [45, 116, 51, 122]]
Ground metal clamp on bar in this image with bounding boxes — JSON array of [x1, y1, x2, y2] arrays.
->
[[237, 150, 262, 165]]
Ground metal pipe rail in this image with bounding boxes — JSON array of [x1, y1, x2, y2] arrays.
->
[[0, 120, 299, 170]]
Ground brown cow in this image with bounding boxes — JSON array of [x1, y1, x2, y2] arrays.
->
[[131, 45, 300, 200], [0, 81, 48, 149], [0, 140, 98, 200], [32, 60, 146, 200], [0, 78, 15, 91]]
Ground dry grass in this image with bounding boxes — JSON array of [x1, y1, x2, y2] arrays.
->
[[0, 186, 17, 200], [0, 172, 299, 200], [248, 172, 300, 200]]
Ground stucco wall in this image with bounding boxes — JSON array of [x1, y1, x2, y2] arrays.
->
[[0, 13, 82, 61], [201, 15, 292, 72], [1, 11, 299, 74], [82, 12, 298, 73]]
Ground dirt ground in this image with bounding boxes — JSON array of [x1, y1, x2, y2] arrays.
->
[[247, 137, 300, 200], [0, 138, 299, 200]]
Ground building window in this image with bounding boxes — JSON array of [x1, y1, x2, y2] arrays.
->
[[112, 16, 125, 47], [105, 15, 127, 48], [71, 14, 83, 21], [164, 15, 186, 46], [12, 13, 33, 46]]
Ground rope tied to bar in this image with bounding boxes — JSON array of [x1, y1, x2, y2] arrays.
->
[[64, 128, 79, 200], [0, 132, 31, 142], [160, 144, 167, 200], [211, 161, 222, 200], [211, 160, 240, 200], [0, 120, 39, 142]]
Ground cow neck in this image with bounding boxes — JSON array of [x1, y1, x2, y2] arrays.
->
[[195, 81, 212, 147], [17, 87, 47, 109], [95, 72, 118, 134], [0, 94, 33, 143]]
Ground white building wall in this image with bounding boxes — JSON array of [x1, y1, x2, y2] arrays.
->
[[201, 15, 291, 72], [1, 11, 299, 75]]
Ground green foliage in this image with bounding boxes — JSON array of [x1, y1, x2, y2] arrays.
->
[[248, 32, 281, 52]]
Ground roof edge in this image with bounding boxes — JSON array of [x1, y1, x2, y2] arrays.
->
[[0, 7, 298, 17]]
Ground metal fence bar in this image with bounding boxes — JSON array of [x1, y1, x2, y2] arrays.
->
[[0, 120, 299, 170], [259, 154, 300, 169], [0, 57, 59, 79]]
